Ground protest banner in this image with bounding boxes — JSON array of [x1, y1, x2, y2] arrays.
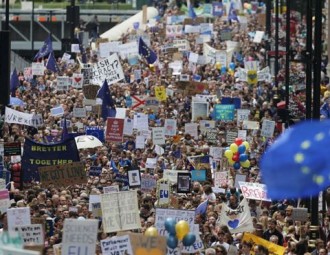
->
[[101, 191, 141, 233], [141, 175, 157, 192], [38, 162, 86, 187], [14, 224, 44, 245], [100, 235, 133, 255], [213, 104, 235, 121], [155, 208, 195, 236], [92, 54, 125, 85], [242, 232, 286, 255], [152, 127, 165, 145], [106, 118, 124, 142], [239, 181, 271, 202], [22, 138, 80, 182], [217, 198, 254, 233], [7, 207, 31, 232], [0, 190, 10, 214], [62, 219, 99, 255], [5, 107, 43, 128]]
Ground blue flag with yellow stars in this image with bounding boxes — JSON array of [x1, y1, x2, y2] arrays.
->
[[261, 120, 330, 199], [138, 37, 157, 64]]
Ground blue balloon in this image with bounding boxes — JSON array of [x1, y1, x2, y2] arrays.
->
[[182, 233, 196, 246], [238, 145, 246, 154], [233, 162, 240, 170], [164, 218, 176, 235], [221, 66, 227, 73], [167, 234, 178, 249], [229, 62, 236, 70], [239, 154, 248, 162]]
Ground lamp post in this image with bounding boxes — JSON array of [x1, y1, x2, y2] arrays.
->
[[275, 0, 279, 87], [284, 0, 290, 126]]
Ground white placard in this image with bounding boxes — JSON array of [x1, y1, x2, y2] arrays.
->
[[237, 130, 247, 140], [214, 171, 228, 188], [56, 76, 70, 91], [237, 109, 250, 124], [1, 246, 39, 255], [192, 101, 209, 122], [135, 135, 145, 149], [209, 147, 222, 161], [62, 219, 99, 255], [71, 44, 80, 53], [163, 170, 189, 184], [185, 123, 198, 138], [188, 52, 199, 63], [93, 54, 125, 85], [152, 127, 165, 145], [7, 207, 31, 232], [103, 185, 119, 194], [253, 31, 265, 43], [71, 73, 84, 89], [73, 107, 87, 118], [50, 105, 64, 117], [123, 118, 134, 135], [118, 41, 139, 58], [31, 63, 45, 76], [238, 181, 271, 202], [261, 120, 276, 138], [14, 224, 44, 245], [133, 113, 148, 131], [101, 235, 133, 255], [155, 208, 195, 236], [5, 107, 42, 128], [242, 120, 259, 130], [145, 158, 157, 169]]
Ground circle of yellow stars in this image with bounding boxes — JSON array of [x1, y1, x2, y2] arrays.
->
[[293, 132, 326, 186]]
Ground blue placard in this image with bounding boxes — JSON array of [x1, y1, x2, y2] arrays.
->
[[21, 138, 80, 182], [212, 2, 224, 16], [213, 104, 235, 121], [114, 173, 129, 186], [85, 127, 105, 143], [221, 97, 241, 109], [191, 170, 206, 182], [89, 166, 102, 176]]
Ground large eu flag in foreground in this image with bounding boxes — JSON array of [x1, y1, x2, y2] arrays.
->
[[261, 120, 330, 199]]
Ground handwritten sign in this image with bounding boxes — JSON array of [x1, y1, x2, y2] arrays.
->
[[101, 235, 133, 255], [73, 107, 87, 118], [152, 127, 165, 145], [127, 233, 167, 255], [261, 120, 276, 138], [14, 224, 44, 245], [7, 207, 31, 232], [239, 181, 271, 202], [38, 162, 86, 187], [62, 219, 99, 255], [214, 171, 228, 188], [93, 54, 125, 85]]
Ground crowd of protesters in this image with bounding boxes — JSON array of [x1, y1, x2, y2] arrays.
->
[[1, 1, 330, 255]]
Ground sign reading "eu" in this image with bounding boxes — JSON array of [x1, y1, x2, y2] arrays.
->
[[213, 104, 235, 121]]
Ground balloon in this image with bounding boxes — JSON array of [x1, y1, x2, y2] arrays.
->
[[229, 62, 236, 70], [232, 154, 239, 162], [221, 66, 227, 74], [165, 218, 176, 235], [225, 150, 233, 159], [242, 141, 250, 151], [228, 158, 235, 166], [238, 145, 246, 154], [167, 234, 178, 249], [215, 62, 221, 70], [241, 160, 251, 168], [175, 220, 190, 241], [239, 154, 248, 162], [182, 233, 196, 246], [145, 227, 158, 237], [230, 143, 238, 153], [233, 162, 241, 170], [244, 2, 249, 9], [235, 138, 243, 146]]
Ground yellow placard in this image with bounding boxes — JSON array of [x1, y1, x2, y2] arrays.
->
[[247, 70, 258, 85], [155, 86, 167, 101]]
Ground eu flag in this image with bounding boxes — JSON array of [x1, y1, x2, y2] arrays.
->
[[34, 35, 53, 60], [188, 0, 197, 19], [45, 51, 60, 73], [61, 118, 68, 141], [138, 37, 157, 64], [10, 68, 20, 97], [195, 199, 208, 216], [97, 80, 116, 121], [261, 120, 330, 199]]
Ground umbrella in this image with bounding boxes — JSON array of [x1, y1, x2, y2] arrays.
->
[[9, 97, 24, 106], [75, 135, 103, 149]]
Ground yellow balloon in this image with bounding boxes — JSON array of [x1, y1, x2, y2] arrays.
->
[[242, 141, 250, 151], [228, 158, 235, 166], [241, 160, 250, 168], [215, 62, 221, 70], [145, 227, 158, 237], [175, 220, 190, 241], [230, 143, 238, 153], [224, 150, 233, 159]]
